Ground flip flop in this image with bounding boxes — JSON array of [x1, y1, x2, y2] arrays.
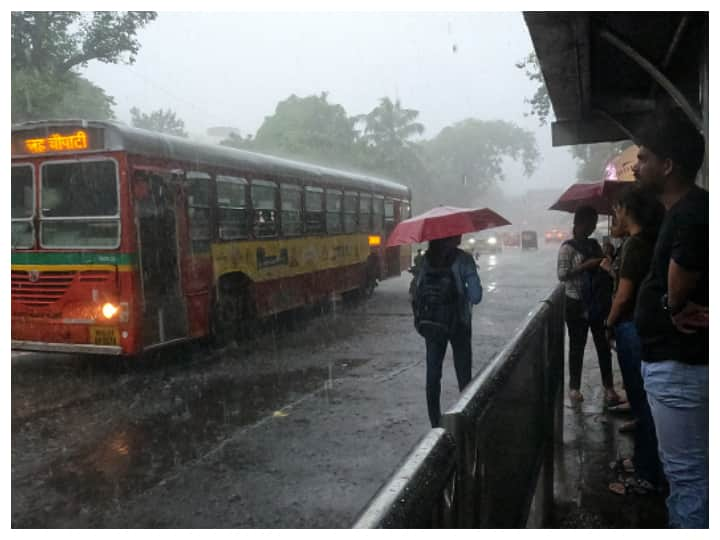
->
[[609, 476, 659, 496], [618, 419, 638, 433], [606, 401, 632, 413], [609, 458, 635, 474]]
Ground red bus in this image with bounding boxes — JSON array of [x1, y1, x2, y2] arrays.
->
[[11, 120, 411, 356]]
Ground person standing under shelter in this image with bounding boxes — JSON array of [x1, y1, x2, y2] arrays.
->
[[556, 205, 621, 406], [602, 187, 665, 494], [632, 110, 708, 528], [412, 235, 482, 427]]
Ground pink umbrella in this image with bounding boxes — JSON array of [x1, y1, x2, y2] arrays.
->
[[385, 206, 511, 247]]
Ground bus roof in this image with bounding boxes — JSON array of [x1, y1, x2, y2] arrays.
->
[[12, 119, 411, 200]]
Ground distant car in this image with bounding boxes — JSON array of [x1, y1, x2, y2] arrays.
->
[[502, 232, 520, 247], [544, 228, 567, 243], [521, 230, 538, 250], [474, 233, 502, 254]]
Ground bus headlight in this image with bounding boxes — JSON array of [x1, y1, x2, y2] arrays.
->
[[102, 302, 119, 319]]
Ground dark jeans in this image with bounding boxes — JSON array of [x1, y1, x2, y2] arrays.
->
[[425, 324, 472, 427], [565, 296, 613, 391], [614, 320, 662, 485]]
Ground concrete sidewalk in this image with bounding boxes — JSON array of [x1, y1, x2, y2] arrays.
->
[[550, 342, 668, 528]]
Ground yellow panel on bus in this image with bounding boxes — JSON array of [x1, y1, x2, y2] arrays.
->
[[211, 234, 373, 282]]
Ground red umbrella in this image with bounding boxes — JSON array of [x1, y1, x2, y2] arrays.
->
[[549, 180, 633, 215], [385, 206, 511, 247]]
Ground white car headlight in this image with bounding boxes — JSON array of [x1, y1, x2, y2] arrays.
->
[[487, 237, 497, 245]]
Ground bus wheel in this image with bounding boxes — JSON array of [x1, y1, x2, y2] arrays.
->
[[210, 293, 241, 348]]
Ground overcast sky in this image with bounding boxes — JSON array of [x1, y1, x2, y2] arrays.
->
[[83, 11, 579, 196]]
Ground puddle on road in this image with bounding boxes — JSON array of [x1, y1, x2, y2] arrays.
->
[[486, 255, 498, 271], [32, 356, 371, 523]]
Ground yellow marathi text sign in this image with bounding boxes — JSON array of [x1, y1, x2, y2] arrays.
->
[[25, 131, 89, 154]]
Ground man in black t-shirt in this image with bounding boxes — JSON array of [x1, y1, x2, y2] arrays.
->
[[632, 110, 708, 528]]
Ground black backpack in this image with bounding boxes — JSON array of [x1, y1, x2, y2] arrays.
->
[[412, 265, 459, 340], [564, 238, 613, 322]]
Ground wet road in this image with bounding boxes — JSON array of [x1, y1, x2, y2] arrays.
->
[[12, 246, 560, 528]]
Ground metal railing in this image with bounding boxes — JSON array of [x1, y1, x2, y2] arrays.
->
[[353, 284, 565, 528]]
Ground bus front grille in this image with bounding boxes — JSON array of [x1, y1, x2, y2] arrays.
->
[[11, 270, 112, 308]]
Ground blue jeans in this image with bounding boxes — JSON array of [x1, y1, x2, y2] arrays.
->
[[425, 324, 472, 427], [614, 321, 662, 484], [642, 360, 709, 528]]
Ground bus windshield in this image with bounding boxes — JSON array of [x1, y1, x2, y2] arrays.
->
[[11, 164, 34, 249], [40, 159, 120, 249]]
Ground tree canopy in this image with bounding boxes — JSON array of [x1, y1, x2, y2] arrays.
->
[[420, 119, 540, 209], [221, 92, 540, 212], [11, 11, 156, 123], [12, 11, 157, 75], [517, 50, 631, 182], [515, 52, 552, 126], [130, 107, 188, 137], [248, 92, 360, 167]]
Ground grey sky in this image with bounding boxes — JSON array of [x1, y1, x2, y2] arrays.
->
[[83, 11, 579, 195]]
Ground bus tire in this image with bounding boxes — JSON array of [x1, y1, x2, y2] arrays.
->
[[210, 293, 239, 348]]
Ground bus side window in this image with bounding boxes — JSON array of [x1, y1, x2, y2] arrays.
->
[[400, 200, 411, 220], [186, 171, 212, 254], [372, 196, 384, 233], [251, 179, 278, 238], [281, 184, 302, 236], [217, 175, 248, 240], [358, 194, 371, 233], [326, 190, 342, 234], [343, 191, 358, 233], [304, 186, 325, 234], [384, 199, 396, 233]]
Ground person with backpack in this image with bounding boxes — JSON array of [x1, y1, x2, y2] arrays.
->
[[412, 234, 482, 427], [556, 205, 622, 406]]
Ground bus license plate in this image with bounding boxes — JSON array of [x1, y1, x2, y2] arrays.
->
[[90, 327, 119, 346]]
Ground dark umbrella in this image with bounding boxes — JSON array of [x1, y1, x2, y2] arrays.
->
[[385, 206, 511, 247], [548, 180, 634, 215]]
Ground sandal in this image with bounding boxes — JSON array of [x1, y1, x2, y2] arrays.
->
[[607, 401, 632, 413], [618, 419, 638, 433], [604, 395, 627, 408], [609, 457, 635, 474], [609, 476, 659, 496]]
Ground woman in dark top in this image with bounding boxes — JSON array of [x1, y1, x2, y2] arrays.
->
[[603, 187, 665, 493]]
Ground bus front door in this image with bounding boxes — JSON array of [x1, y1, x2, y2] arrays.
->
[[133, 171, 189, 347]]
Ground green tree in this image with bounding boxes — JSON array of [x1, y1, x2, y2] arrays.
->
[[12, 11, 157, 74], [517, 51, 628, 181], [130, 107, 188, 137], [356, 98, 425, 171], [249, 92, 361, 167], [11, 11, 156, 122], [421, 119, 540, 208], [515, 52, 551, 126], [220, 131, 255, 150], [11, 68, 115, 123]]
